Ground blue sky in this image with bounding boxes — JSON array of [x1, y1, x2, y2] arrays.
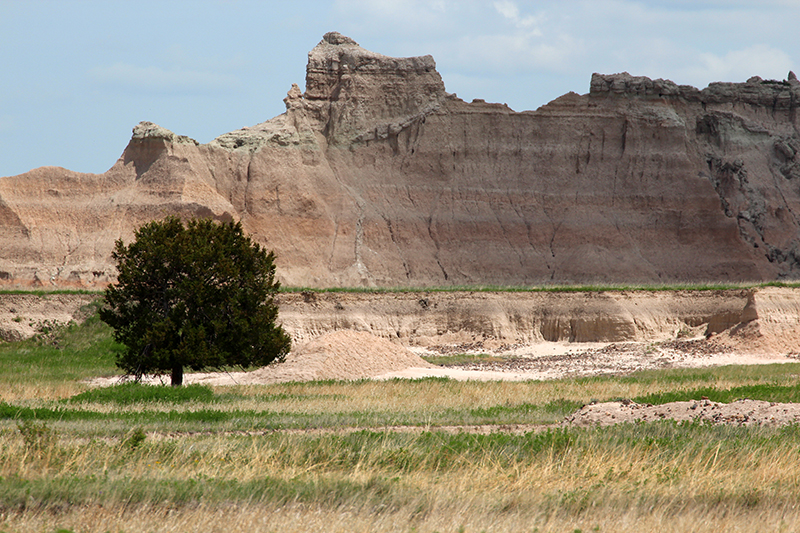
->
[[1, 0, 798, 177]]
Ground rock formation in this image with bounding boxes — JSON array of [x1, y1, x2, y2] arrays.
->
[[2, 32, 800, 287]]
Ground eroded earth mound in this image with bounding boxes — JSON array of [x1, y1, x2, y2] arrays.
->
[[2, 32, 800, 287], [246, 329, 434, 383]]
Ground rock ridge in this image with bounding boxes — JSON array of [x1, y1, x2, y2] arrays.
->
[[591, 71, 800, 108]]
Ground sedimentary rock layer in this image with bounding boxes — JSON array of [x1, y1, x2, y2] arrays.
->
[[2, 32, 799, 287], [4, 289, 797, 351], [276, 289, 755, 346]]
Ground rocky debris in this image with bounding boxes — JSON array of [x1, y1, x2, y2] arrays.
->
[[436, 338, 735, 379], [563, 399, 800, 428], [429, 341, 526, 355], [3, 34, 800, 287], [657, 337, 731, 356], [15, 288, 794, 386]]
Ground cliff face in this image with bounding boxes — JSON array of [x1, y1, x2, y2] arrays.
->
[[2, 32, 800, 287]]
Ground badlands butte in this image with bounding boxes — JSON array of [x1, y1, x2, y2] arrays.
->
[[1, 31, 800, 288]]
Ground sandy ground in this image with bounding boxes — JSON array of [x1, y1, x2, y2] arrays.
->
[[92, 333, 800, 387], [385, 339, 798, 381], [91, 334, 798, 388]]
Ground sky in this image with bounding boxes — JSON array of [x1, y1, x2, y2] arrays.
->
[[1, 0, 798, 177]]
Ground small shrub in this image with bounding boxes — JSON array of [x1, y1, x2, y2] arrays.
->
[[17, 420, 56, 452], [123, 427, 147, 450]]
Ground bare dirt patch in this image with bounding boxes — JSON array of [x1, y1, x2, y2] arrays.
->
[[379, 335, 797, 382], [240, 329, 434, 383], [84, 332, 800, 388], [563, 399, 800, 428], [86, 331, 800, 431]]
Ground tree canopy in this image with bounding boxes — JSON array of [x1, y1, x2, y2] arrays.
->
[[100, 216, 291, 386]]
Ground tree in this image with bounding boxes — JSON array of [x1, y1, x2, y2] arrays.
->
[[100, 216, 291, 386]]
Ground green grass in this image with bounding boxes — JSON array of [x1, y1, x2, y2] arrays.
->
[[0, 288, 102, 295], [577, 362, 800, 387], [3, 366, 800, 435], [633, 383, 800, 405], [420, 353, 509, 366], [3, 281, 800, 299], [0, 396, 584, 433], [2, 307, 800, 433], [0, 303, 122, 399], [3, 421, 800, 517], [67, 382, 215, 405]]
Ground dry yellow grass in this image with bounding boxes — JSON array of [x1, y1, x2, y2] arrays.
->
[[201, 375, 794, 417], [3, 419, 800, 533], [5, 501, 800, 533]]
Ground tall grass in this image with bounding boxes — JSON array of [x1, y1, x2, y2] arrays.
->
[[5, 362, 800, 435], [2, 422, 800, 532]]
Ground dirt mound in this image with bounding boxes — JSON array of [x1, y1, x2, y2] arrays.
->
[[244, 330, 434, 383], [562, 399, 800, 427]]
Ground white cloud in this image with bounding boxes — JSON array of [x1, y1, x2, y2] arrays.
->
[[90, 63, 239, 95], [494, 0, 518, 20], [493, 0, 541, 31]]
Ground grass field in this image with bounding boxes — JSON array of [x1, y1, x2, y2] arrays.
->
[[2, 311, 800, 532]]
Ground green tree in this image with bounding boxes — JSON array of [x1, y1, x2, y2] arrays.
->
[[100, 216, 291, 386]]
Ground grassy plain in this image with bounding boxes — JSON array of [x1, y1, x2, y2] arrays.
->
[[2, 310, 800, 532]]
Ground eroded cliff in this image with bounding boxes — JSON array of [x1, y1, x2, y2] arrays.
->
[[1, 32, 799, 287]]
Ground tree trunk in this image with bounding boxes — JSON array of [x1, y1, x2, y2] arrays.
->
[[171, 364, 184, 387]]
